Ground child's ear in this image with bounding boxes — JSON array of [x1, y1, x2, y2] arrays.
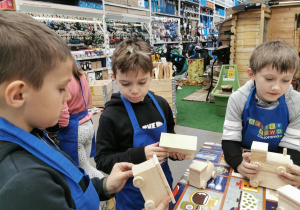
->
[[5, 81, 27, 108], [247, 68, 255, 81]]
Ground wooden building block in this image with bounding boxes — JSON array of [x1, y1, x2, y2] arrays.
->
[[249, 141, 293, 190], [187, 158, 216, 189], [89, 80, 113, 107], [159, 133, 197, 160], [277, 184, 300, 210], [132, 154, 175, 210]]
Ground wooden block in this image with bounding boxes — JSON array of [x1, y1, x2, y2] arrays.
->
[[159, 133, 197, 160], [187, 158, 216, 189], [132, 154, 175, 210], [90, 80, 113, 107], [277, 185, 300, 210], [249, 141, 293, 190], [102, 70, 109, 80], [96, 61, 102, 69]]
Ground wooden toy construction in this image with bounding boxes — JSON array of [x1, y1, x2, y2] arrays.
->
[[276, 184, 300, 210], [132, 154, 175, 210], [187, 157, 216, 189], [159, 132, 197, 160], [249, 141, 293, 190]]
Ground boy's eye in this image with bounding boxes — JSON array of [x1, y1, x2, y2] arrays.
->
[[139, 82, 146, 85], [59, 88, 66, 92], [121, 83, 129, 86], [283, 80, 290, 83], [265, 78, 272, 81]]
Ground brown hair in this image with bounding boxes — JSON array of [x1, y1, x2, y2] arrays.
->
[[0, 10, 73, 89], [112, 38, 153, 77], [249, 40, 299, 74], [72, 61, 83, 82]]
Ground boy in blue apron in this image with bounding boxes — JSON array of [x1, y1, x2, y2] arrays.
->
[[222, 41, 300, 187], [95, 38, 186, 209], [0, 11, 137, 209]]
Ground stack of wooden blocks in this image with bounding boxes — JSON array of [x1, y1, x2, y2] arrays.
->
[[151, 62, 176, 121], [89, 80, 113, 107]]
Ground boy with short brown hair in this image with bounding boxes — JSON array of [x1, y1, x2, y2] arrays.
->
[[222, 40, 300, 187], [0, 10, 135, 210], [95, 38, 185, 210]]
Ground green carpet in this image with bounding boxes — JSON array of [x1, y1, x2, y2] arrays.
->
[[176, 85, 225, 133]]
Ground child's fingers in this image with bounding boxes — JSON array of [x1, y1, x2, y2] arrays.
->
[[288, 164, 300, 175]]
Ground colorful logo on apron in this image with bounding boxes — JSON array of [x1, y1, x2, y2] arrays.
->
[[248, 117, 283, 139]]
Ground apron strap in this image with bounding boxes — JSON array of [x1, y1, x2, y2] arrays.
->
[[0, 117, 83, 188], [79, 78, 87, 108]]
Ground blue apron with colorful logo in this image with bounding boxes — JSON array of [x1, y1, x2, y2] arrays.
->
[[116, 92, 173, 210], [241, 87, 289, 151], [57, 79, 95, 165], [0, 117, 100, 209]]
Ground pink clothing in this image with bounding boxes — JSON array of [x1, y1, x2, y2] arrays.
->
[[59, 74, 92, 127]]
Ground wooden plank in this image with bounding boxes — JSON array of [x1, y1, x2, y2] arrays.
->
[[235, 52, 253, 60], [236, 25, 260, 32], [235, 47, 256, 53], [237, 18, 260, 26], [259, 4, 266, 43], [235, 60, 250, 67], [236, 39, 257, 47], [237, 11, 261, 19], [236, 31, 260, 40]]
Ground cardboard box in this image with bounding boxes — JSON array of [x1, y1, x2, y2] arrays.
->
[[127, 8, 147, 16], [149, 78, 173, 108], [90, 80, 113, 107], [102, 70, 109, 80], [96, 61, 102, 69], [127, 0, 138, 7], [105, 5, 127, 13], [120, 0, 128, 5]]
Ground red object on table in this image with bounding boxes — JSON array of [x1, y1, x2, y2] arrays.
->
[[0, 0, 14, 9]]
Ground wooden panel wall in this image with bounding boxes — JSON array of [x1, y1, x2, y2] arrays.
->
[[230, 10, 262, 85], [267, 6, 300, 48]]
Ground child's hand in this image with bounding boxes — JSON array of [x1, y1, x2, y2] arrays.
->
[[169, 152, 185, 160], [155, 195, 171, 210], [145, 142, 168, 164], [278, 164, 300, 187], [237, 152, 259, 178], [106, 162, 134, 195]]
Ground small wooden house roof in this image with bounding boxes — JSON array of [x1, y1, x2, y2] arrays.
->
[[277, 184, 300, 206]]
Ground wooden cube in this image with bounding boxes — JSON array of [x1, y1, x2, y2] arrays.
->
[[132, 154, 175, 210], [277, 185, 300, 210], [249, 141, 293, 190], [159, 133, 197, 160], [188, 158, 216, 189], [89, 80, 113, 107]]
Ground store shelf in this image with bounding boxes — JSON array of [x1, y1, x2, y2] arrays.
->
[[16, 0, 104, 18], [86, 67, 109, 73], [154, 41, 179, 45], [152, 12, 180, 18], [105, 2, 149, 11], [181, 0, 199, 6], [75, 56, 107, 61], [200, 13, 213, 17]]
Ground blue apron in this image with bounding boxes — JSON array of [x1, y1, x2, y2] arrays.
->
[[0, 117, 100, 209], [116, 92, 173, 210], [241, 87, 289, 151], [57, 79, 96, 165]]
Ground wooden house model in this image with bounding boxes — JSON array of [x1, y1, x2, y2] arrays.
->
[[277, 184, 300, 210], [249, 141, 293, 190], [159, 132, 197, 160], [187, 158, 216, 189], [132, 154, 175, 210], [218, 0, 300, 86]]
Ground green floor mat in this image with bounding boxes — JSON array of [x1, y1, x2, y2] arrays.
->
[[176, 85, 225, 133]]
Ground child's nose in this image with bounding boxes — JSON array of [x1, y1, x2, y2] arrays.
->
[[65, 89, 72, 101]]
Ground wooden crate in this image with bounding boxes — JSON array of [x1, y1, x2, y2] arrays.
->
[[90, 80, 113, 107], [149, 78, 176, 121]]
